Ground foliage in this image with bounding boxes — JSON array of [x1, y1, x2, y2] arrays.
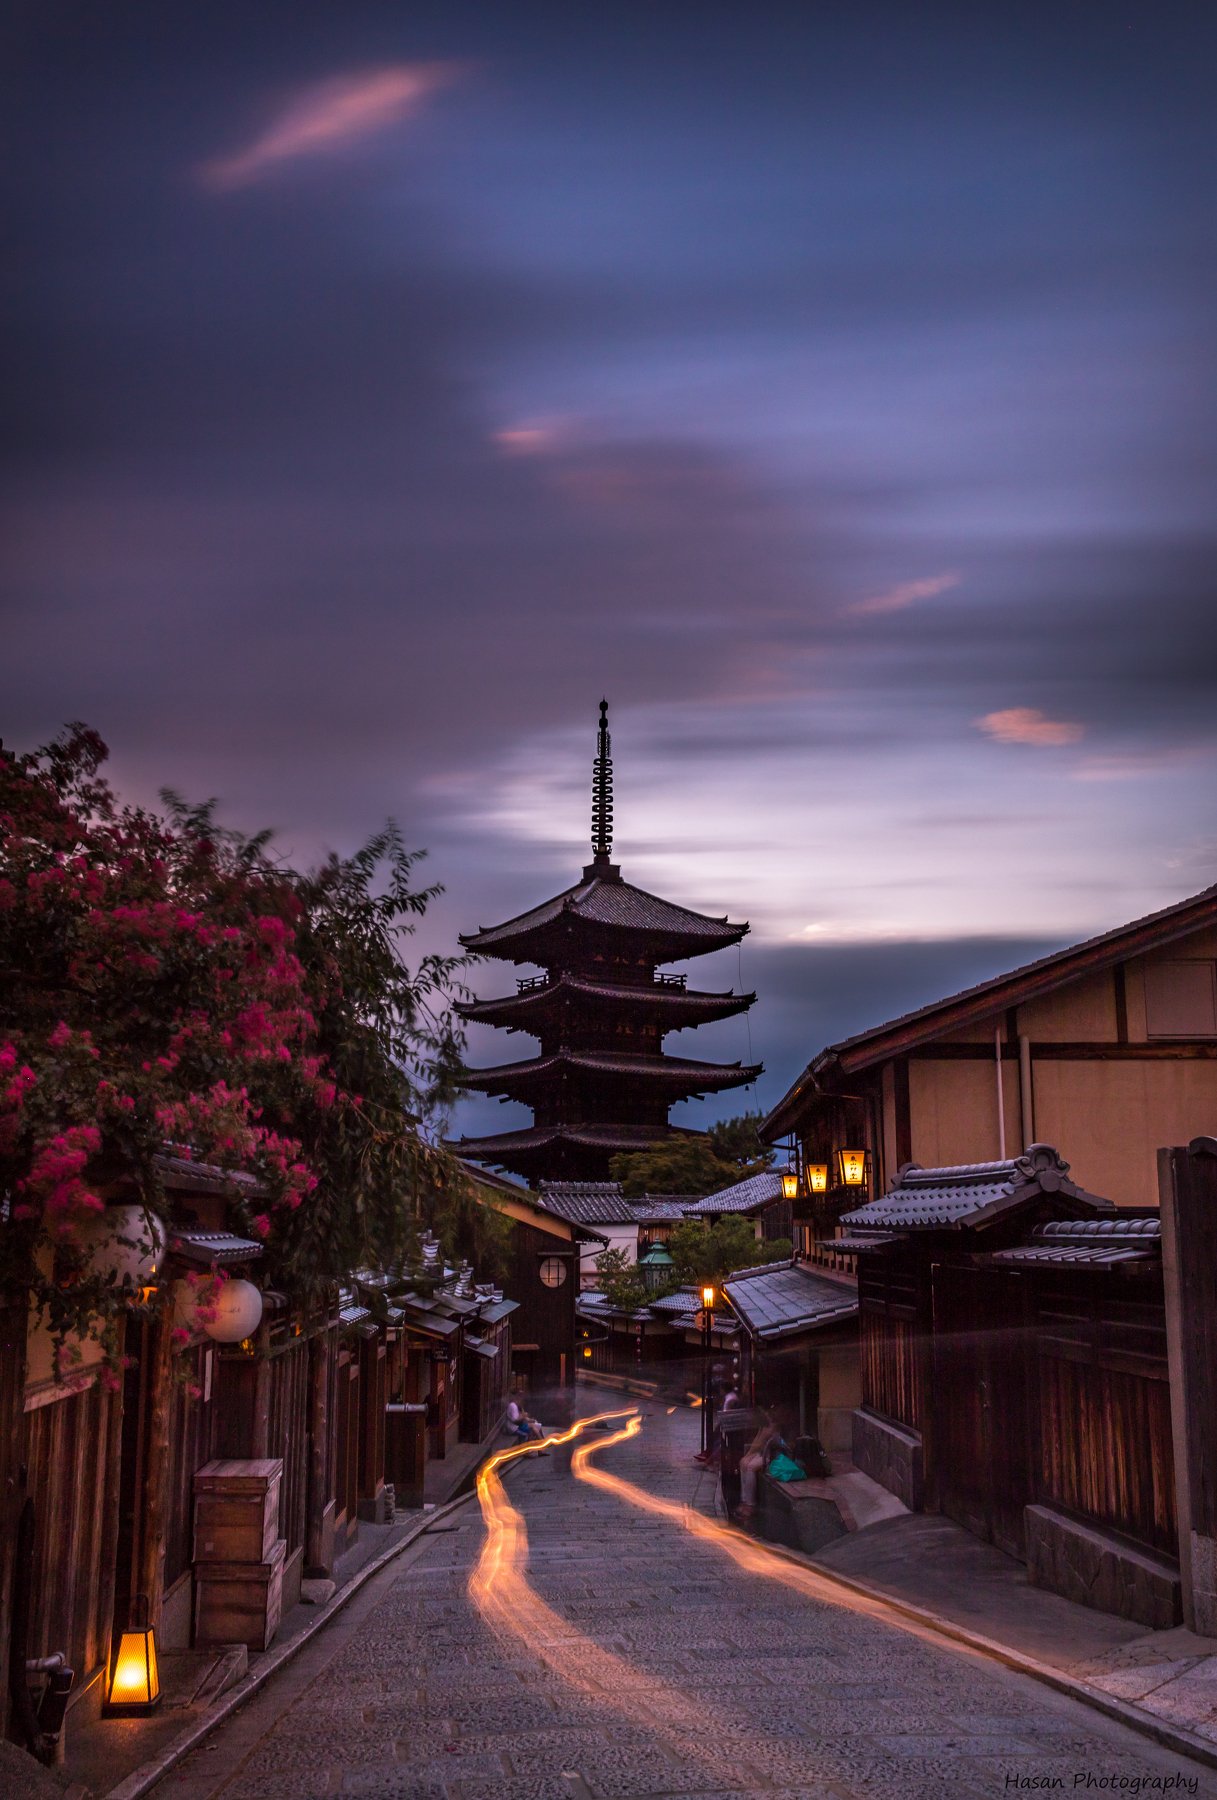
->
[[609, 1112, 772, 1198], [594, 1245, 651, 1314], [706, 1111, 773, 1175], [0, 725, 473, 1354], [668, 1216, 791, 1286]]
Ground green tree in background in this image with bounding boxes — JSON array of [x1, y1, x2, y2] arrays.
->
[[668, 1216, 791, 1287], [609, 1112, 773, 1198], [594, 1245, 652, 1313]]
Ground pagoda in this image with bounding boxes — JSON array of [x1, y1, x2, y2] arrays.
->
[[449, 702, 761, 1182]]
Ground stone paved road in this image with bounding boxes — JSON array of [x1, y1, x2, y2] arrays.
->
[[160, 1395, 1216, 1800]]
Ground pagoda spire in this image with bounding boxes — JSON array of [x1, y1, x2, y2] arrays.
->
[[590, 697, 613, 866]]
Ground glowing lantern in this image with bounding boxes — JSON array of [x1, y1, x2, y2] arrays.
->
[[780, 1169, 799, 1201], [77, 1206, 165, 1292], [203, 1277, 263, 1343], [583, 1346, 592, 1359], [805, 1162, 828, 1194], [701, 1285, 715, 1311], [106, 1596, 160, 1714], [837, 1147, 867, 1187]]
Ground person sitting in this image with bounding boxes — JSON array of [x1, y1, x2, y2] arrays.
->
[[506, 1397, 548, 1448], [736, 1408, 781, 1521]]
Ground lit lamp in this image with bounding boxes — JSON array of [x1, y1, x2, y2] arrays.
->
[[701, 1284, 715, 1311], [805, 1162, 828, 1194], [837, 1146, 867, 1187], [106, 1596, 160, 1715], [780, 1168, 799, 1201], [202, 1278, 264, 1344], [699, 1286, 716, 1456]]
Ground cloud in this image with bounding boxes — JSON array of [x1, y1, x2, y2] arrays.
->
[[198, 63, 463, 190], [846, 571, 961, 617], [974, 707, 1084, 748]]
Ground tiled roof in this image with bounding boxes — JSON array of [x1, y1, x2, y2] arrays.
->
[[764, 881, 1217, 1135], [840, 1144, 1114, 1233], [647, 1289, 701, 1315], [684, 1168, 784, 1216], [460, 871, 746, 957], [156, 1152, 263, 1196], [451, 1123, 693, 1164], [458, 975, 754, 1026], [985, 1213, 1161, 1270], [167, 1228, 263, 1267], [538, 1182, 637, 1224], [457, 1048, 760, 1096], [628, 1196, 696, 1223], [724, 1261, 858, 1342]]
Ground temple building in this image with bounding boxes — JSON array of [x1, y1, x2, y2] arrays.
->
[[449, 702, 762, 1182]]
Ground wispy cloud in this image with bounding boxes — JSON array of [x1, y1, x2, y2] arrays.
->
[[198, 63, 463, 190], [975, 707, 1084, 747], [847, 571, 960, 617]]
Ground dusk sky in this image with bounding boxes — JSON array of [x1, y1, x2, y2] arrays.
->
[[5, 2, 1216, 1138]]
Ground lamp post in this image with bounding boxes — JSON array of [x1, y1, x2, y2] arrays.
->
[[700, 1283, 715, 1456]]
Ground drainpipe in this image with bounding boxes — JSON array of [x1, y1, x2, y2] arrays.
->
[[1019, 1035, 1035, 1148], [995, 1026, 1007, 1160]]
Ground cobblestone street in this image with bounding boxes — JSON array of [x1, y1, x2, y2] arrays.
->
[[158, 1396, 1216, 1800]]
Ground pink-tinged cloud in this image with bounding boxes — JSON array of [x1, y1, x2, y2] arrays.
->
[[974, 707, 1084, 747], [847, 571, 961, 616], [198, 63, 464, 190]]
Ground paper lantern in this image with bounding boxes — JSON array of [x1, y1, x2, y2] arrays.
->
[[78, 1206, 164, 1292], [805, 1162, 828, 1193], [837, 1147, 867, 1187], [200, 1278, 264, 1344], [780, 1170, 799, 1201]]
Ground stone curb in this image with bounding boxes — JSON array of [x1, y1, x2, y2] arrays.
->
[[103, 1490, 479, 1800], [742, 1530, 1217, 1773]]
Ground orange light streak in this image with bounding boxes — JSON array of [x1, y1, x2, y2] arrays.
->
[[571, 1415, 986, 1656], [468, 1409, 735, 1771]]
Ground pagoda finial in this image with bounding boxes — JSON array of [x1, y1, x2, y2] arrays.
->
[[591, 698, 613, 863]]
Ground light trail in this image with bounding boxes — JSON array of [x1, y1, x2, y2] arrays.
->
[[570, 1413, 993, 1657], [467, 1408, 739, 1778]]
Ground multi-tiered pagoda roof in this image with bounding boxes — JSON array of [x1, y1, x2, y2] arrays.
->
[[448, 701, 761, 1181]]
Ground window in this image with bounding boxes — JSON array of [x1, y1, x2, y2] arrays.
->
[[538, 1256, 568, 1289], [1144, 960, 1217, 1038]]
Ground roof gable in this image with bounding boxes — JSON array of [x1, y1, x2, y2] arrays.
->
[[840, 1143, 1115, 1234], [764, 882, 1217, 1134]]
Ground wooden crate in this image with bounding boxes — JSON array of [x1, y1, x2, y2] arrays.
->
[[193, 1458, 282, 1565], [194, 1538, 286, 1651]]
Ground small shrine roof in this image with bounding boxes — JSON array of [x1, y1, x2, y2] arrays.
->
[[167, 1228, 263, 1267], [723, 1261, 858, 1342]]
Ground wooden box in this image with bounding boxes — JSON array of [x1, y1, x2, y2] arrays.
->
[[193, 1458, 283, 1565], [194, 1537, 286, 1651]]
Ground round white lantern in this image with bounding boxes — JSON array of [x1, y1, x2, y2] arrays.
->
[[201, 1278, 264, 1344], [78, 1205, 165, 1291]]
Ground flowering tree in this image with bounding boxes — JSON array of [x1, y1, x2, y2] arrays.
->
[[0, 725, 471, 1354]]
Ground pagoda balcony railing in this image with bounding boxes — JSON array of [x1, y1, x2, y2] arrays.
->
[[514, 972, 688, 995]]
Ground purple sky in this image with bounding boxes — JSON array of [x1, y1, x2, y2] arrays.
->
[[4, 2, 1216, 1136]]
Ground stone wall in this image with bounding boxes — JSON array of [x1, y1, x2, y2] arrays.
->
[[1025, 1504, 1182, 1630], [851, 1409, 924, 1512]]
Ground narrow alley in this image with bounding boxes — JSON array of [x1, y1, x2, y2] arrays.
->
[[153, 1394, 1213, 1800]]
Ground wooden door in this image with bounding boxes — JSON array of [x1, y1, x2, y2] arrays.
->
[[931, 1264, 1031, 1557]]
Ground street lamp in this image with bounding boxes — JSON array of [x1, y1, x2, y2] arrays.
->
[[700, 1285, 715, 1455], [837, 1146, 867, 1187]]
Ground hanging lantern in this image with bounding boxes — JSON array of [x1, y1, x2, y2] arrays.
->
[[176, 1277, 264, 1345], [837, 1146, 867, 1187], [77, 1206, 165, 1292], [106, 1595, 160, 1715], [805, 1162, 828, 1194], [780, 1168, 798, 1201]]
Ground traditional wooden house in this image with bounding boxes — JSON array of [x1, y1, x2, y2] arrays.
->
[[722, 1260, 859, 1452], [762, 882, 1217, 1253], [450, 702, 760, 1182], [838, 1145, 1183, 1626]]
